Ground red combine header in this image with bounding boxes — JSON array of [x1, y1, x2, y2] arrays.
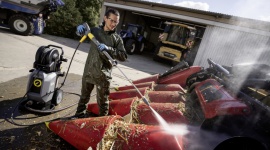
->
[[46, 59, 270, 150]]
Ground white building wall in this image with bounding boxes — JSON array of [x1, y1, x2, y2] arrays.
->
[[194, 26, 270, 68]]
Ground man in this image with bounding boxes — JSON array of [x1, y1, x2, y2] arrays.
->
[[75, 8, 127, 118]]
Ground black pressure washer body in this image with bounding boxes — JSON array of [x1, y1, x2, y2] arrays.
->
[[24, 45, 68, 112]]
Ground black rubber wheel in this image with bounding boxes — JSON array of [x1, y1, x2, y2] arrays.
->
[[214, 137, 267, 150], [125, 39, 136, 55], [137, 42, 145, 54], [8, 14, 34, 36], [18, 99, 29, 111], [52, 89, 63, 106]]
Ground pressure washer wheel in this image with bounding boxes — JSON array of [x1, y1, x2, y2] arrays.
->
[[52, 89, 63, 106]]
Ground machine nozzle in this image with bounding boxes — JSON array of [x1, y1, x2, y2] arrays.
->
[[142, 96, 150, 106]]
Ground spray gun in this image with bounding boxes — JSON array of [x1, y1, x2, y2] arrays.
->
[[78, 23, 150, 106], [79, 23, 118, 66]]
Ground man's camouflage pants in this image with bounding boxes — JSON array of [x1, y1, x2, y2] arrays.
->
[[75, 78, 110, 117]]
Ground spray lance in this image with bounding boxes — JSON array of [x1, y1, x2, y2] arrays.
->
[[78, 23, 150, 106]]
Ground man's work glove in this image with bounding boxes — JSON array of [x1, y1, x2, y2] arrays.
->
[[76, 25, 86, 36], [98, 43, 110, 52]]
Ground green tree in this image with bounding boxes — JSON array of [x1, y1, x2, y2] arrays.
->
[[45, 0, 83, 38], [76, 0, 103, 27]]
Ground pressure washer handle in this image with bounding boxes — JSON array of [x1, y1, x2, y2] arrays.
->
[[83, 22, 90, 34], [102, 51, 118, 66], [88, 34, 117, 66], [79, 22, 91, 43], [48, 44, 64, 55]]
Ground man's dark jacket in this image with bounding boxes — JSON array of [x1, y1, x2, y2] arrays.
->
[[83, 26, 127, 85]]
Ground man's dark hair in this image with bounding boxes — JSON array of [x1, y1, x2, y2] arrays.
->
[[105, 8, 120, 17]]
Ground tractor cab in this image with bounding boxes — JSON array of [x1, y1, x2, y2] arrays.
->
[[154, 22, 196, 65], [120, 23, 145, 55], [163, 22, 196, 48], [126, 24, 142, 37]]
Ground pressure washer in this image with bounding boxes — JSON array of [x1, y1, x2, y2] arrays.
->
[[9, 43, 82, 126], [23, 45, 70, 112], [18, 40, 85, 115]]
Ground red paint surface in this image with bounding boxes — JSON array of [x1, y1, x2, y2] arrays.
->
[[136, 103, 187, 125], [87, 97, 138, 116], [158, 66, 202, 88], [148, 91, 186, 103], [117, 82, 154, 91], [154, 84, 185, 92], [47, 115, 122, 150], [109, 87, 148, 100], [195, 79, 250, 118], [132, 74, 159, 84], [114, 123, 184, 150]]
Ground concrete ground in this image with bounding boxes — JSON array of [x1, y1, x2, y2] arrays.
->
[[0, 28, 171, 149]]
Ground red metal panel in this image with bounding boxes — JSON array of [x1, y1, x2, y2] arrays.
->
[[195, 79, 250, 119], [46, 116, 122, 150], [116, 81, 154, 91], [114, 123, 184, 150], [87, 97, 138, 116], [132, 74, 159, 84], [154, 84, 185, 92], [148, 91, 185, 103], [135, 103, 187, 125], [158, 66, 202, 88], [109, 87, 148, 100]]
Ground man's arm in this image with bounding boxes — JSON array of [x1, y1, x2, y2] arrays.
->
[[108, 34, 127, 62]]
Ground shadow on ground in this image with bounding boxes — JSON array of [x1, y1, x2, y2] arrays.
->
[[0, 74, 85, 149]]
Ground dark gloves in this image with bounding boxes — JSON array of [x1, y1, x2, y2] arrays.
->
[[98, 43, 110, 52]]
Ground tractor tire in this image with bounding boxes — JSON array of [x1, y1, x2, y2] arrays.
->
[[137, 42, 145, 54], [8, 14, 34, 36], [125, 39, 136, 55], [215, 137, 267, 150], [52, 89, 63, 106]]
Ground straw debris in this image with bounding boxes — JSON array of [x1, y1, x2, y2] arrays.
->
[[130, 99, 142, 124], [97, 120, 131, 150]]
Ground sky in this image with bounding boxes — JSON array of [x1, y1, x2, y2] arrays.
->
[[145, 0, 270, 22]]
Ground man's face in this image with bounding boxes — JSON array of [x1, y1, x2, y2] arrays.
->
[[104, 14, 119, 31]]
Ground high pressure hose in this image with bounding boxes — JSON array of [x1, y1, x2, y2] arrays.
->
[[58, 43, 81, 89]]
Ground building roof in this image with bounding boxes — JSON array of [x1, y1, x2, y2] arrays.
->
[[136, 0, 266, 23], [104, 0, 270, 33]]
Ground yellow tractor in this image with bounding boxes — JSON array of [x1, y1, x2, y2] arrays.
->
[[153, 22, 196, 65]]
